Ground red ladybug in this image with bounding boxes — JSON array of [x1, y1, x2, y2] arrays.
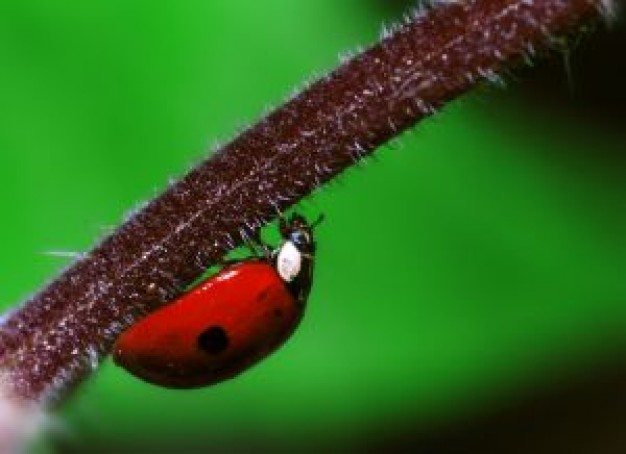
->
[[113, 214, 319, 388]]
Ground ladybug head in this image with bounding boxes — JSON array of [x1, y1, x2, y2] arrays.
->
[[279, 213, 322, 255]]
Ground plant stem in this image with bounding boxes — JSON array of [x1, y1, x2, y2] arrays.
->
[[0, 0, 609, 426]]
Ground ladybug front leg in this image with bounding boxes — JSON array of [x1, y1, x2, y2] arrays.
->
[[245, 230, 273, 259]]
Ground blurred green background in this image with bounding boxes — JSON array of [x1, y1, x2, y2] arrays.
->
[[1, 1, 625, 452]]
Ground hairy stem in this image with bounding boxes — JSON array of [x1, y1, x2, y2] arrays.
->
[[0, 0, 608, 417]]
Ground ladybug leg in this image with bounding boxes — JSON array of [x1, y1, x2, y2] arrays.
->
[[311, 213, 325, 228], [245, 231, 273, 259], [278, 210, 289, 238]]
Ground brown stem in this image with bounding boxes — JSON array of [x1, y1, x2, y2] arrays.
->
[[0, 0, 609, 407]]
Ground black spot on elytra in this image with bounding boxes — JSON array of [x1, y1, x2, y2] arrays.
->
[[198, 326, 229, 355], [273, 308, 283, 318]]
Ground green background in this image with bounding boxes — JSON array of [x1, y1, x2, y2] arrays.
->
[[0, 1, 624, 452]]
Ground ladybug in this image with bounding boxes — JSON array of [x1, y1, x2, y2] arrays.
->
[[113, 213, 320, 388]]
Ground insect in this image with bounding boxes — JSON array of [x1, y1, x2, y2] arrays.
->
[[113, 213, 321, 388]]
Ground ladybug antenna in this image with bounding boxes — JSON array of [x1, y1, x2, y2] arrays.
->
[[310, 213, 325, 229], [278, 211, 323, 237], [276, 206, 289, 237]]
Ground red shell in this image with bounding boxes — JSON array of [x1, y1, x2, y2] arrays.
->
[[113, 260, 303, 388]]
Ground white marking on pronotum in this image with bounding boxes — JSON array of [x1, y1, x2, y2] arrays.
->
[[276, 241, 302, 283]]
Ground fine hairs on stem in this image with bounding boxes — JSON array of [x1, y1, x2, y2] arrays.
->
[[0, 0, 613, 449]]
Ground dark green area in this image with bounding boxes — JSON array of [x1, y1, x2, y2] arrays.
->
[[0, 1, 624, 452]]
